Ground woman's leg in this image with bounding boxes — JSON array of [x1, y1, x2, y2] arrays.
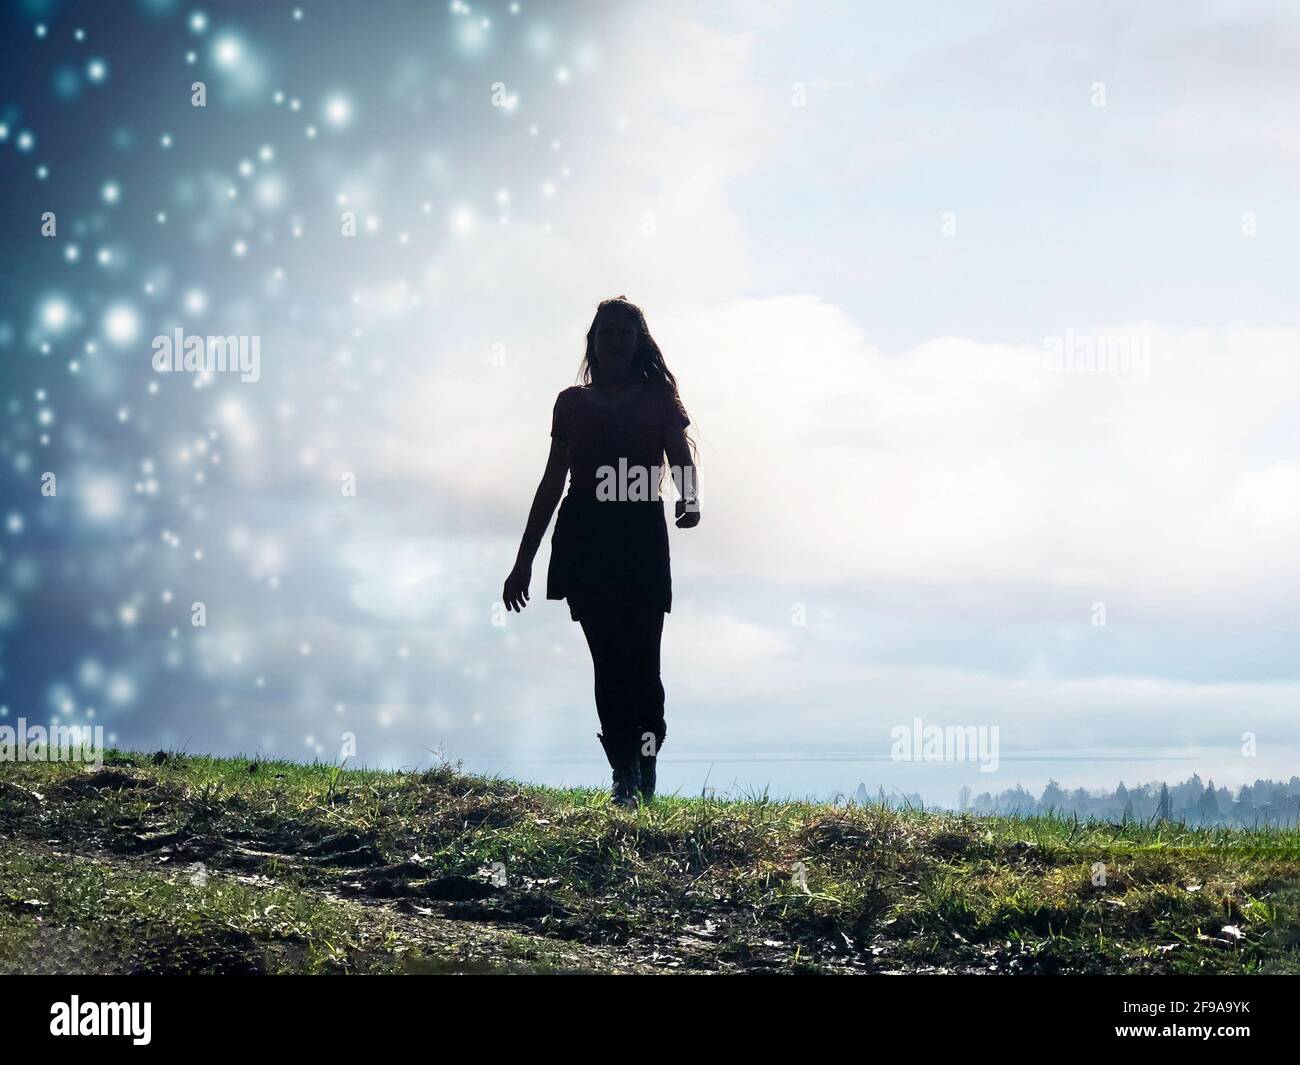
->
[[579, 604, 639, 805], [578, 605, 623, 737], [632, 607, 666, 800], [630, 606, 666, 755], [579, 605, 665, 737], [579, 603, 666, 803]]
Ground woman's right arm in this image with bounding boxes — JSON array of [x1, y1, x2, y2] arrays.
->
[[502, 437, 569, 611]]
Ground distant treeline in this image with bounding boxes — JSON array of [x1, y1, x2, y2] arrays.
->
[[852, 775, 1300, 826]]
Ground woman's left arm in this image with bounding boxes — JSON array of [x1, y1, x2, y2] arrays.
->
[[664, 425, 700, 529]]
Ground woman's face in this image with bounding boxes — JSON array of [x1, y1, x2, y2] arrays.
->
[[594, 312, 639, 377]]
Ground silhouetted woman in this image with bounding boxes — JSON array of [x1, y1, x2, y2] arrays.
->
[[503, 297, 699, 808]]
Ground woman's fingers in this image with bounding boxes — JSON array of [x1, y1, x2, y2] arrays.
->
[[503, 578, 530, 611]]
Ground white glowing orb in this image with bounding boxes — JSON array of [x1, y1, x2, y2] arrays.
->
[[83, 476, 125, 520], [255, 174, 285, 209], [449, 205, 477, 234], [41, 297, 71, 332], [107, 674, 136, 704], [103, 303, 141, 345], [323, 93, 354, 128], [184, 288, 207, 314], [213, 34, 243, 68]]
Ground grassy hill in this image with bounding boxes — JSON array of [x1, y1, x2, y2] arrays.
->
[[2, 751, 1299, 974]]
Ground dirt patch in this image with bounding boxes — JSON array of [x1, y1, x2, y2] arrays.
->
[[59, 768, 154, 795]]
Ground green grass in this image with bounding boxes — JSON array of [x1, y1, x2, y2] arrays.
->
[[3, 750, 1300, 974]]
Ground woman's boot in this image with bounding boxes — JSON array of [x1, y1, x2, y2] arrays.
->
[[638, 738, 657, 803], [638, 726, 663, 802], [597, 732, 641, 809]]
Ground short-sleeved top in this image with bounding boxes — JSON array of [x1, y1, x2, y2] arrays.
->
[[549, 381, 689, 497], [546, 381, 690, 618]]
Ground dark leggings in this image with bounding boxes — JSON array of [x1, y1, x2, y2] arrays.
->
[[577, 601, 667, 750]]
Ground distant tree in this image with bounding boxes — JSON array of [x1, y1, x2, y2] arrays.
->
[[938, 773, 1300, 822], [992, 785, 1039, 815], [1157, 783, 1172, 821], [1040, 779, 1067, 811], [1197, 780, 1220, 822]]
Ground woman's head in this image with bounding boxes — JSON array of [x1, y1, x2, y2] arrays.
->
[[581, 296, 676, 392], [587, 298, 641, 380], [580, 296, 697, 465]]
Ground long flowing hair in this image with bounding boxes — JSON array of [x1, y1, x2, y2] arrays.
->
[[578, 297, 696, 462]]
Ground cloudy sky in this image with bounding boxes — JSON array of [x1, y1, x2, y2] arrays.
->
[[2, 0, 1298, 801]]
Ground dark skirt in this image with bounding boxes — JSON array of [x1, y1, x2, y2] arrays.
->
[[546, 494, 672, 621]]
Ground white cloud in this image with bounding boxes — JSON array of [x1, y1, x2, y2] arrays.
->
[[648, 298, 1300, 616]]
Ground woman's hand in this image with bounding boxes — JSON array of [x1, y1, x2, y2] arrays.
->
[[675, 500, 701, 529], [503, 561, 532, 611]]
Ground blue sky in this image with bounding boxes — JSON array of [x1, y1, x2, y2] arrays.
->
[[737, 2, 1300, 349], [1, 1, 1299, 801]]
